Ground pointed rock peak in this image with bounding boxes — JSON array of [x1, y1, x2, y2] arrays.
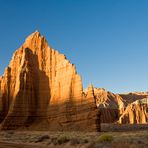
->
[[87, 83, 94, 98], [25, 30, 42, 41], [32, 30, 41, 36], [34, 30, 40, 33], [88, 83, 94, 90], [23, 31, 49, 51]]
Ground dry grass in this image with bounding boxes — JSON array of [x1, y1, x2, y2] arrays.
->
[[0, 129, 147, 148]]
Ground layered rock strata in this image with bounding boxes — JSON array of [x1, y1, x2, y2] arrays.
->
[[119, 98, 148, 124], [0, 31, 99, 131], [84, 87, 126, 123]]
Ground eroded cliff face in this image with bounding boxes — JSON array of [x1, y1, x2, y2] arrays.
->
[[0, 67, 11, 122], [84, 87, 126, 123], [0, 31, 99, 131], [84, 87, 148, 124], [119, 98, 148, 124]]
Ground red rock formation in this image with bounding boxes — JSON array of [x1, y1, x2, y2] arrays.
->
[[94, 88, 125, 109], [0, 31, 99, 131], [0, 67, 11, 122], [119, 98, 148, 124], [92, 88, 148, 124], [48, 83, 100, 131], [84, 87, 126, 123]]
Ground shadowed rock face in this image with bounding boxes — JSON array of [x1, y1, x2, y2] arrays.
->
[[118, 93, 148, 124], [119, 98, 148, 124], [84, 87, 126, 123], [0, 31, 99, 131]]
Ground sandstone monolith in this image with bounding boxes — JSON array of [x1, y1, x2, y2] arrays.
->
[[0, 31, 99, 131]]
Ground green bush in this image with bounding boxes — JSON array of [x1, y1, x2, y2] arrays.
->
[[57, 135, 70, 144], [96, 134, 113, 143]]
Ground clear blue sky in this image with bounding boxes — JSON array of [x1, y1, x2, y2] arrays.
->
[[0, 0, 148, 93]]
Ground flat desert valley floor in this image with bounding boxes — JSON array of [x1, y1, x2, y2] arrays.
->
[[0, 124, 148, 148]]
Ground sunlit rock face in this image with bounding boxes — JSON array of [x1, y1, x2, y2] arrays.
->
[[0, 31, 99, 131], [119, 98, 148, 124], [84, 87, 126, 123], [118, 92, 148, 124], [48, 83, 100, 131]]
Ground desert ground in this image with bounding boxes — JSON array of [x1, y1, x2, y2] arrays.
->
[[0, 124, 148, 148]]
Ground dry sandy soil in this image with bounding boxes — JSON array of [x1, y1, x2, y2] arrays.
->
[[0, 124, 148, 148]]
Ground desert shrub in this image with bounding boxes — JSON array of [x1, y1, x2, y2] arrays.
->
[[96, 134, 113, 143], [35, 135, 50, 143], [57, 135, 70, 144]]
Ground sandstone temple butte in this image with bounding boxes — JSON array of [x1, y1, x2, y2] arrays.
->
[[0, 31, 147, 131]]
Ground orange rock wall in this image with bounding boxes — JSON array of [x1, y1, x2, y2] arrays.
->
[[0, 32, 99, 131]]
